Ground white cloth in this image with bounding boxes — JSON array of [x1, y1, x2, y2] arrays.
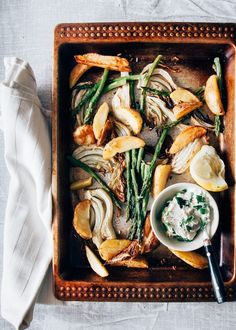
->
[[0, 57, 52, 329]]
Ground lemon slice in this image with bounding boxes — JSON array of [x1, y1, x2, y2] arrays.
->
[[190, 145, 228, 192]]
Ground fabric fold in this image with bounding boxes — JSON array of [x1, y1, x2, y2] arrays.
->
[[0, 57, 52, 330]]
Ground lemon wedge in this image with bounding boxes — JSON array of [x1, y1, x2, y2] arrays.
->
[[190, 145, 228, 192]]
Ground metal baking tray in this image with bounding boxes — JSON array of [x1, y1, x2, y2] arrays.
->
[[52, 22, 236, 302]]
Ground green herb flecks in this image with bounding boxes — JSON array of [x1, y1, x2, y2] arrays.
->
[[199, 207, 208, 215], [196, 195, 206, 203], [175, 197, 187, 209]]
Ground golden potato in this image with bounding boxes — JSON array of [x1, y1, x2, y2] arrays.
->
[[141, 213, 159, 254], [75, 53, 131, 72], [170, 88, 200, 104], [108, 256, 149, 268], [103, 136, 145, 160], [73, 200, 92, 239], [69, 63, 91, 88], [93, 102, 109, 140], [97, 119, 113, 146], [205, 74, 225, 115], [70, 177, 93, 190], [170, 249, 208, 269], [143, 213, 151, 238], [152, 164, 172, 198], [99, 239, 131, 261], [169, 126, 207, 154], [173, 101, 202, 120], [111, 106, 143, 134], [73, 124, 96, 145]]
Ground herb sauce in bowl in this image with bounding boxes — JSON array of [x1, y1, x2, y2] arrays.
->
[[161, 189, 210, 241], [150, 183, 219, 251]]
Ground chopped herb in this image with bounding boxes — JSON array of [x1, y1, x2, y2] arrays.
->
[[186, 225, 192, 232], [185, 215, 195, 223], [196, 195, 205, 203], [199, 208, 208, 215], [193, 204, 202, 210], [175, 197, 187, 208]]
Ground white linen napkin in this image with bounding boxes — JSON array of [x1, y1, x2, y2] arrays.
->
[[0, 57, 52, 329]]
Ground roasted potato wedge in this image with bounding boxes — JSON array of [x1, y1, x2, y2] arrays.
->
[[103, 136, 145, 160], [75, 53, 131, 72], [173, 101, 202, 120], [99, 239, 131, 261], [97, 119, 113, 146], [169, 126, 207, 154], [170, 88, 200, 104], [108, 256, 149, 268], [69, 63, 91, 88], [107, 240, 140, 263], [85, 246, 109, 277], [170, 249, 208, 269], [112, 106, 143, 134], [143, 212, 152, 238], [141, 231, 159, 254], [141, 213, 159, 254], [73, 124, 96, 145], [152, 164, 172, 198], [93, 102, 109, 140], [70, 177, 93, 190], [73, 200, 92, 239], [205, 74, 225, 115]]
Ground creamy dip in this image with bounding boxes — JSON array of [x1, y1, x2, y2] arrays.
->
[[161, 189, 211, 241]]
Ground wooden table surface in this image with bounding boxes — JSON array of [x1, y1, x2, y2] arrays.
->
[[0, 0, 236, 329]]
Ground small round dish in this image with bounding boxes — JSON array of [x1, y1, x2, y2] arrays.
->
[[150, 182, 219, 252]]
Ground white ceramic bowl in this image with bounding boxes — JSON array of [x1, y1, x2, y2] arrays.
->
[[150, 183, 219, 251]]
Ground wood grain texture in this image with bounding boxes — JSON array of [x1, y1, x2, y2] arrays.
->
[[1, 0, 236, 329]]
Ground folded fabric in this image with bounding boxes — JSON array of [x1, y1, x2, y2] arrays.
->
[[0, 57, 52, 330]]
